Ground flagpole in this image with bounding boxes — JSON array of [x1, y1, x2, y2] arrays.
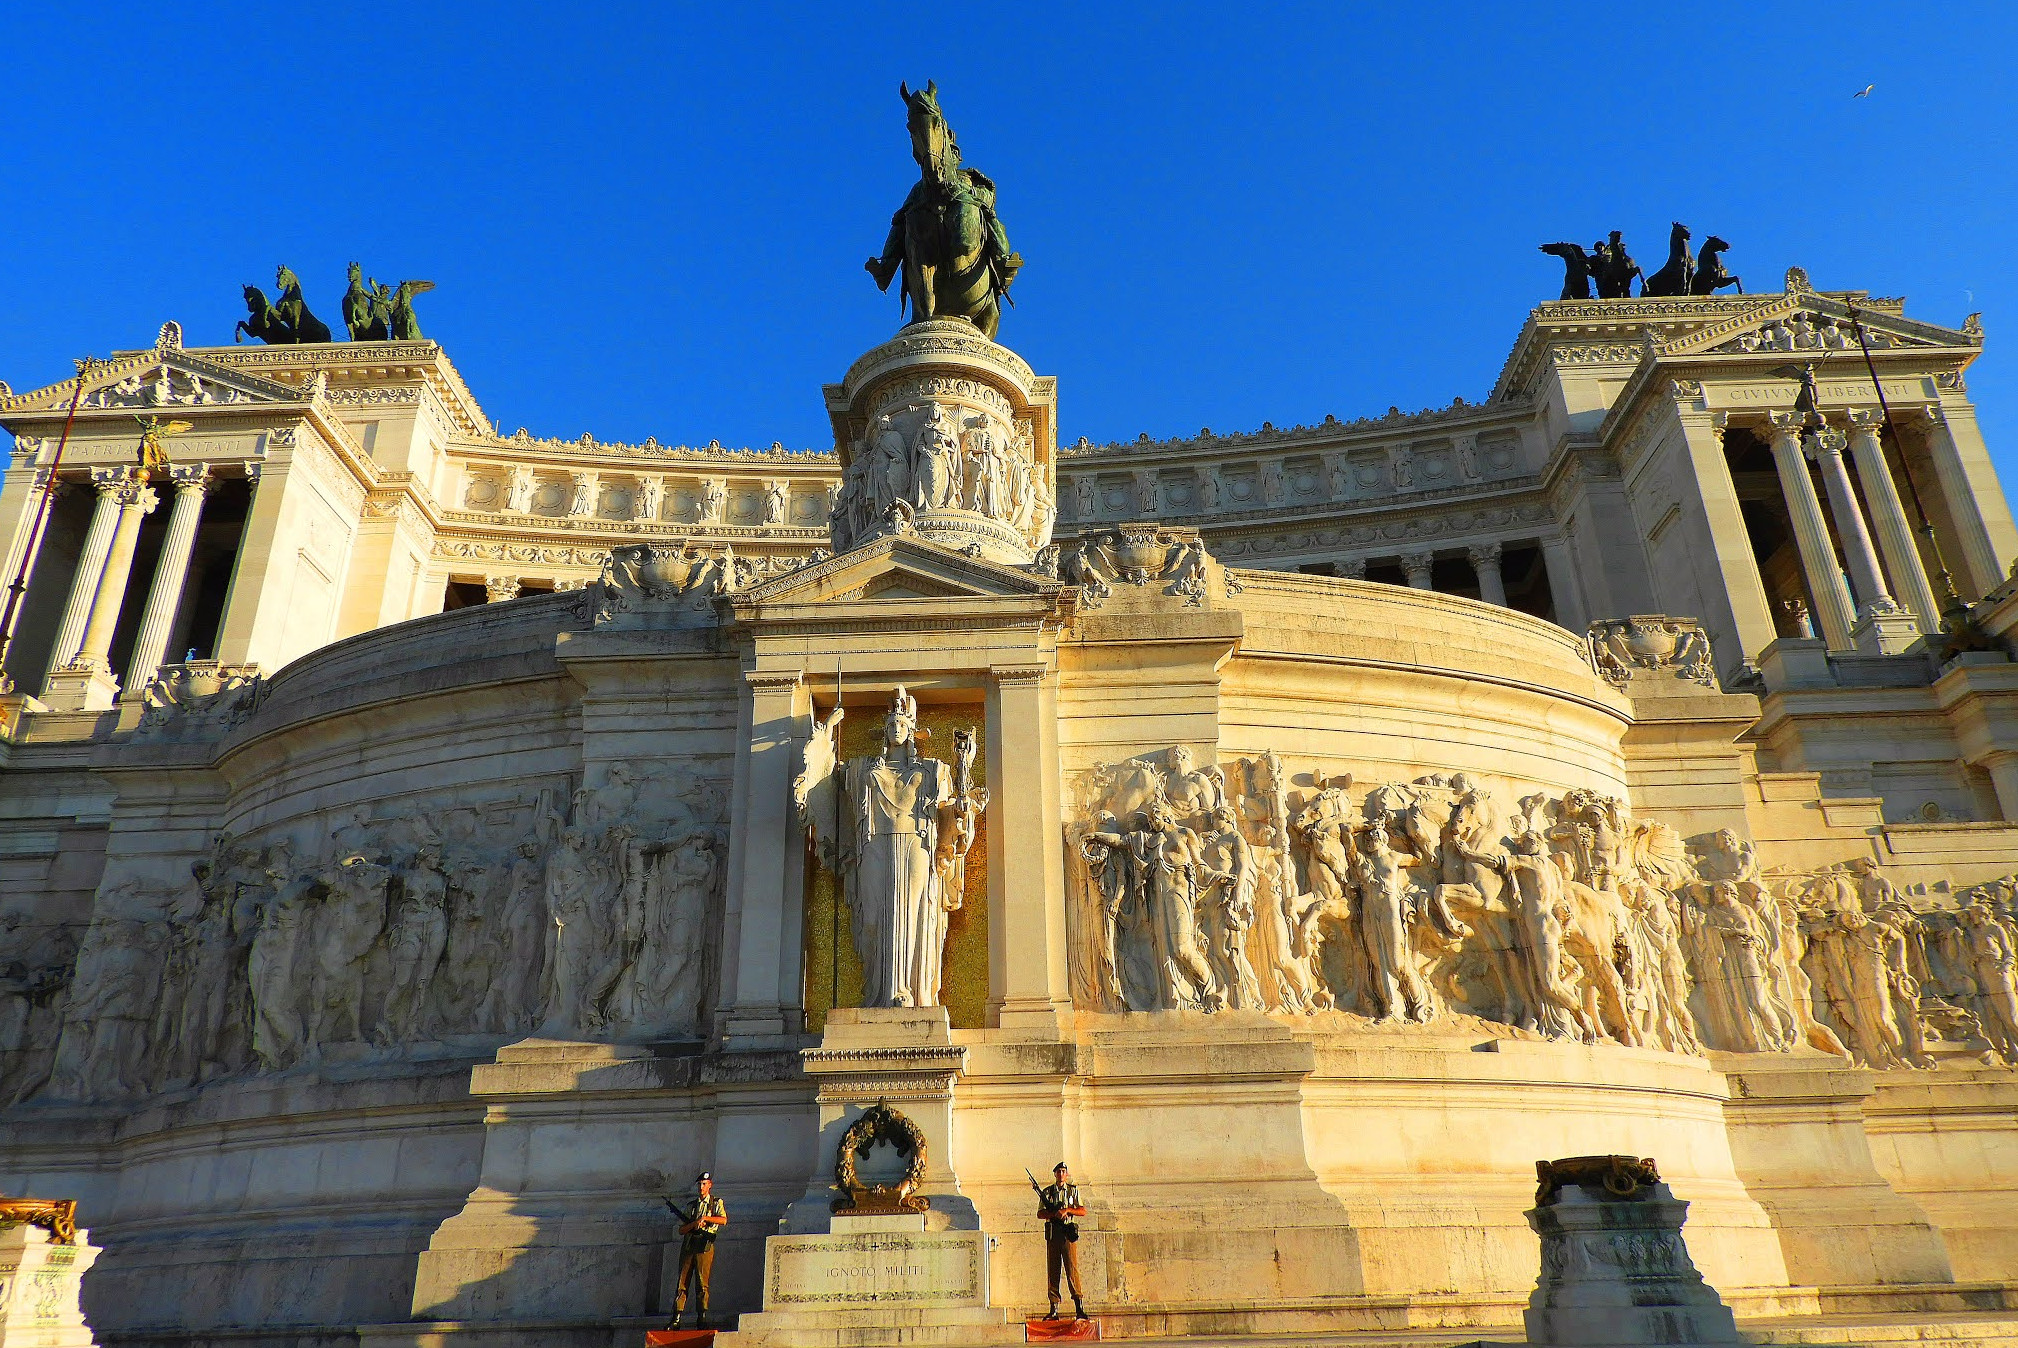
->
[[0, 355, 96, 694]]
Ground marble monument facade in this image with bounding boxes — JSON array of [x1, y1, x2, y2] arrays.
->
[[0, 291, 2017, 1348]]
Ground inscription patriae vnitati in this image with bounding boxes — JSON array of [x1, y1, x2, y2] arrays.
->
[[766, 1231, 985, 1307]]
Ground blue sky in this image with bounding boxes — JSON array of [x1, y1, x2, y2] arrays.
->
[[4, 4, 2014, 473]]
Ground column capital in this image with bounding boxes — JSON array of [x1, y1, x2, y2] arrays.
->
[[483, 574, 521, 602], [1845, 407, 1887, 432], [1466, 541, 1503, 568], [1764, 411, 1805, 439], [1916, 404, 1948, 428], [1337, 556, 1367, 580], [989, 664, 1050, 687], [89, 466, 131, 493], [1813, 427, 1849, 461], [166, 462, 214, 495]]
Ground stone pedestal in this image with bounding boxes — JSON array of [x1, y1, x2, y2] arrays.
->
[[1524, 1167, 1737, 1348], [725, 1012, 1017, 1347], [0, 1222, 99, 1348], [1851, 606, 1926, 656], [37, 662, 120, 713]]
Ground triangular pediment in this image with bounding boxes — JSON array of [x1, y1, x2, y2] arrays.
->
[[1, 332, 302, 416], [1658, 291, 1973, 358], [729, 534, 1064, 615]]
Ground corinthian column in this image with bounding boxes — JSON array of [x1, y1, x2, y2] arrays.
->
[[1809, 425, 1896, 620], [1844, 409, 1940, 631], [1467, 542, 1507, 606], [1401, 551, 1435, 590], [44, 469, 131, 680], [71, 476, 159, 673], [126, 465, 213, 693], [1765, 414, 1855, 651]]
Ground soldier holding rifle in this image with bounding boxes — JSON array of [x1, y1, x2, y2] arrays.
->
[[1027, 1162, 1088, 1321], [665, 1172, 729, 1329]]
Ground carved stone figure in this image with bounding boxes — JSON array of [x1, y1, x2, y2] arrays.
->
[[1354, 826, 1432, 1023], [1085, 797, 1224, 1011], [912, 404, 962, 509], [309, 855, 391, 1048], [1539, 242, 1596, 300], [46, 914, 160, 1100], [1958, 897, 2018, 1059], [539, 825, 604, 1036], [697, 479, 727, 523], [506, 465, 536, 513], [797, 688, 983, 1009], [1198, 806, 1263, 1010], [381, 856, 449, 1046], [865, 81, 1022, 337], [763, 479, 789, 525], [249, 871, 314, 1070], [636, 475, 664, 522]]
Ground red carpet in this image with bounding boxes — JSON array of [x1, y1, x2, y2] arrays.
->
[[1025, 1318, 1099, 1341]]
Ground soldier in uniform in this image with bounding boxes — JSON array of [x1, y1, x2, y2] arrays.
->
[[669, 1171, 728, 1328], [1037, 1162, 1088, 1321]]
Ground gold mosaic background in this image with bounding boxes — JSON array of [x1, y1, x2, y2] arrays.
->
[[803, 703, 990, 1031]]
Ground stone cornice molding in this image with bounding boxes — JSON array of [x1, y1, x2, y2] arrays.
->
[[461, 433, 834, 470], [1059, 397, 1531, 466], [189, 340, 491, 438]]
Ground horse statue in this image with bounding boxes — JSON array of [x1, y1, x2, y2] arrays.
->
[[1591, 231, 1640, 299], [387, 279, 434, 340], [1641, 222, 1696, 297], [343, 262, 389, 341], [235, 286, 289, 344], [1539, 242, 1595, 300], [272, 265, 332, 343], [865, 81, 1023, 339], [1690, 236, 1743, 295]]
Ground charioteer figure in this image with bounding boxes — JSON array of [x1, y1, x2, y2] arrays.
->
[[1031, 1162, 1088, 1321], [666, 1171, 728, 1329]]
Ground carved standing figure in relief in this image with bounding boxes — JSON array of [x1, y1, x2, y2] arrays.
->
[[381, 857, 449, 1046], [697, 479, 727, 524], [1354, 827, 1432, 1023], [485, 837, 551, 1033], [1163, 746, 1224, 829], [796, 688, 982, 1009], [1197, 806, 1264, 1010], [1802, 902, 1908, 1067], [249, 871, 315, 1069], [912, 404, 962, 509], [1085, 798, 1224, 1011], [1958, 897, 2018, 1058], [1251, 822, 1328, 1013], [763, 480, 789, 525], [47, 913, 162, 1100], [539, 825, 603, 1035], [965, 416, 1008, 518], [309, 855, 391, 1048]]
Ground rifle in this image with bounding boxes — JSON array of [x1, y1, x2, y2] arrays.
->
[[664, 1196, 697, 1227], [1025, 1167, 1051, 1218]]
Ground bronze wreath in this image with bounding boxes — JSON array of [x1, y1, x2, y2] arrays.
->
[[832, 1099, 930, 1213]]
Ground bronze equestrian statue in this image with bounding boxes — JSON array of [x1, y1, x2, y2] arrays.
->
[[1690, 236, 1742, 294], [865, 81, 1023, 338], [1591, 231, 1640, 299], [343, 262, 388, 341], [272, 266, 332, 343], [1539, 242, 1596, 300], [1642, 222, 1696, 297]]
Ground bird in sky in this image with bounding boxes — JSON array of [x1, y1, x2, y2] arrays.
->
[[1853, 84, 1875, 98]]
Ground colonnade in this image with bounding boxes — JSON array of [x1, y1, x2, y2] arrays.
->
[[1325, 537, 1582, 625], [13, 463, 228, 708], [1757, 409, 1944, 654]]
